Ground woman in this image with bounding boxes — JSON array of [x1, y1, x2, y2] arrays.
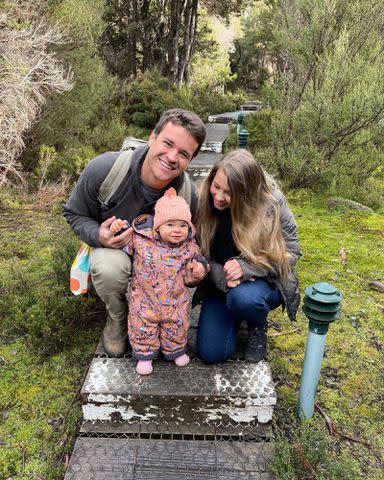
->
[[194, 149, 301, 364]]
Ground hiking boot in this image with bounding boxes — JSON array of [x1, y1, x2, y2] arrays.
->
[[102, 315, 127, 357], [244, 326, 267, 363]]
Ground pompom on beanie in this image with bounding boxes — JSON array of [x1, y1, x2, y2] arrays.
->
[[154, 187, 192, 230]]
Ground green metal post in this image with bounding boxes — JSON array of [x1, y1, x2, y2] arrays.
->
[[237, 112, 245, 135], [297, 282, 343, 419], [237, 129, 249, 149]]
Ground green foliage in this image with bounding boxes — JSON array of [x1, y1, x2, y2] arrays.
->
[[46, 0, 109, 145], [20, 0, 124, 175], [224, 109, 281, 175], [122, 69, 246, 127], [122, 70, 193, 128], [50, 145, 97, 182], [0, 194, 103, 477], [225, 109, 272, 149], [0, 209, 101, 355], [191, 10, 236, 90], [229, 2, 275, 92], [34, 145, 58, 189], [0, 337, 98, 479], [328, 175, 384, 212], [100, 0, 245, 84], [191, 86, 247, 119], [272, 422, 362, 479], [258, 0, 384, 197], [86, 110, 127, 153]]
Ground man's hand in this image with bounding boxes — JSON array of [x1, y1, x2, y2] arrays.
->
[[223, 259, 243, 288], [99, 216, 132, 249]]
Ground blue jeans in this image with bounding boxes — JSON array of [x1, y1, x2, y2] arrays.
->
[[196, 279, 282, 364]]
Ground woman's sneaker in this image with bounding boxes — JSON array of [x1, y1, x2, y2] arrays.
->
[[244, 327, 267, 362]]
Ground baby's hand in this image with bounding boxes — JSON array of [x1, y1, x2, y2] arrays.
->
[[191, 259, 206, 281], [110, 218, 129, 234]]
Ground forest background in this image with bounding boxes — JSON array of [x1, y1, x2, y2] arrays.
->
[[1, 0, 383, 479]]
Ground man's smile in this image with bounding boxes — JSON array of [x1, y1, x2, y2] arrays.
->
[[159, 159, 175, 170]]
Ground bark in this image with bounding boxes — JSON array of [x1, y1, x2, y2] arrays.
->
[[176, 0, 198, 85], [167, 0, 182, 80], [140, 0, 153, 71], [127, 0, 138, 78]]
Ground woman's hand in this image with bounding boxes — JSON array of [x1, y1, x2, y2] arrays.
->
[[183, 259, 206, 286], [191, 259, 206, 281], [224, 259, 243, 288]]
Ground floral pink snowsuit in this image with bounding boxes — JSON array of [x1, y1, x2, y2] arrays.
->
[[124, 214, 207, 361]]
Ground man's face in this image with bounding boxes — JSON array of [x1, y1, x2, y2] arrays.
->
[[141, 122, 199, 189]]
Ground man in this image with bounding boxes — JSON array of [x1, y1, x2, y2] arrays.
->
[[63, 109, 206, 356]]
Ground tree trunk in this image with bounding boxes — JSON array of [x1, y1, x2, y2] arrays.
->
[[167, 0, 182, 81], [126, 0, 138, 78], [141, 0, 153, 71], [176, 0, 198, 85]]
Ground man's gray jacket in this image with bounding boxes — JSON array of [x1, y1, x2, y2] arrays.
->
[[63, 145, 198, 247]]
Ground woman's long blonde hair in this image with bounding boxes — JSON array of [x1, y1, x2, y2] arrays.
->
[[196, 149, 291, 282]]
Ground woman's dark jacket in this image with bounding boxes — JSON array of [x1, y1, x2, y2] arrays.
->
[[193, 190, 302, 321]]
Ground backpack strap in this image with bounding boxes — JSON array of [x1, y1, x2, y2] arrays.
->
[[98, 150, 134, 205], [179, 172, 192, 206]]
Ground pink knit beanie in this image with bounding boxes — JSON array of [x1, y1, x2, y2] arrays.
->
[[154, 187, 192, 230]]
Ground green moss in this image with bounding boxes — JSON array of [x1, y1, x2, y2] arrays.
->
[[0, 201, 102, 478], [0, 336, 97, 479], [271, 191, 384, 478]]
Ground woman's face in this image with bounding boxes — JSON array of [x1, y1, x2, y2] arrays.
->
[[210, 168, 231, 210]]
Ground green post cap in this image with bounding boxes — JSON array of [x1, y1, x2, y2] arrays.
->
[[237, 112, 245, 125], [237, 128, 250, 149], [302, 282, 343, 331], [304, 282, 343, 303]]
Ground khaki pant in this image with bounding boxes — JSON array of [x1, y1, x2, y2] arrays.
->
[[89, 248, 132, 323]]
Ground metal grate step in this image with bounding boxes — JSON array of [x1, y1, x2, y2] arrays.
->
[[80, 418, 272, 441], [64, 437, 274, 480], [81, 358, 276, 427]]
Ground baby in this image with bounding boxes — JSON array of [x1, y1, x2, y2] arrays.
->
[[111, 188, 208, 375]]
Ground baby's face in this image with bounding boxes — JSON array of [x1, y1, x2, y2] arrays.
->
[[158, 220, 189, 245]]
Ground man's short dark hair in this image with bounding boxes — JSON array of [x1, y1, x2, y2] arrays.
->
[[153, 109, 206, 158]]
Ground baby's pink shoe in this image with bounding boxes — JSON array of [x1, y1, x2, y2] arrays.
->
[[175, 354, 190, 367], [136, 360, 153, 375]]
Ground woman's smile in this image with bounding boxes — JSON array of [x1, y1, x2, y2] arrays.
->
[[210, 168, 231, 210]]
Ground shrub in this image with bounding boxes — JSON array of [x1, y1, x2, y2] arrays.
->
[[263, 1, 384, 193], [86, 110, 127, 153], [122, 70, 194, 129], [122, 69, 247, 128], [31, 145, 97, 186], [190, 87, 247, 120]]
